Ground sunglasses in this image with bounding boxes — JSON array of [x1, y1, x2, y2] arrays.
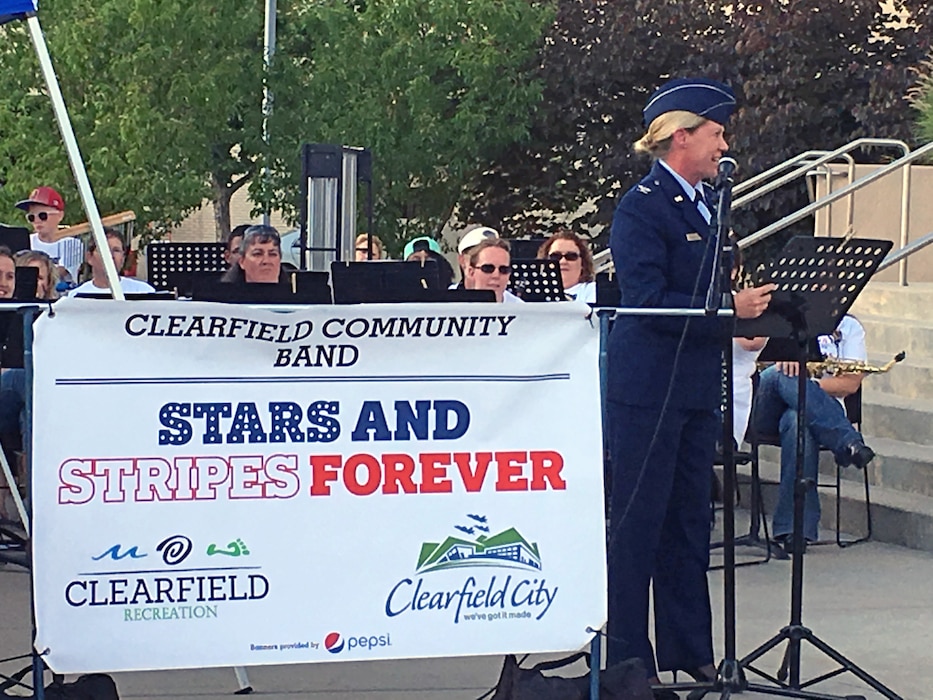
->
[[474, 264, 511, 275], [27, 212, 51, 222], [548, 251, 581, 262]]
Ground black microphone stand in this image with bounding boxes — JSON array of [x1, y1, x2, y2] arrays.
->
[[665, 157, 746, 700], [707, 158, 747, 697]]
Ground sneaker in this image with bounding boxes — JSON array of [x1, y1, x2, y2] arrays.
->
[[839, 441, 875, 470]]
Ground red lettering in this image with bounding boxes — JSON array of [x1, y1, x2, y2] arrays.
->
[[454, 452, 492, 492], [495, 451, 529, 491], [382, 454, 417, 494], [419, 453, 453, 493], [530, 450, 565, 490], [344, 454, 381, 496], [309, 455, 342, 495]]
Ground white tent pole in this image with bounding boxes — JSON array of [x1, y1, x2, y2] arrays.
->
[[26, 14, 124, 300]]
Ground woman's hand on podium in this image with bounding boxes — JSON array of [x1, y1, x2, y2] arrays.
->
[[733, 283, 777, 319]]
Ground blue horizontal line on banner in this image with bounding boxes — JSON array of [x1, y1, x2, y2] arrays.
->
[[76, 566, 263, 576], [55, 374, 571, 386]]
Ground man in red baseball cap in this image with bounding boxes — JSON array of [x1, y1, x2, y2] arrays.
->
[[15, 186, 83, 284]]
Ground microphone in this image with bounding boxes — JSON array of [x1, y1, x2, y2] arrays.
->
[[716, 156, 738, 186]]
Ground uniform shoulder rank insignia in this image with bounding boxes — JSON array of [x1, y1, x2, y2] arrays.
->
[[637, 184, 652, 194]]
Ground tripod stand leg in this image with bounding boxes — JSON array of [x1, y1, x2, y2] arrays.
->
[[804, 632, 903, 700]]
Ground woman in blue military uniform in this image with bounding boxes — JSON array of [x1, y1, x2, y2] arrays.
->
[[605, 78, 775, 696]]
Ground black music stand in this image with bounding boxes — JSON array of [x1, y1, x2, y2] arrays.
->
[[146, 241, 227, 296], [728, 236, 901, 700], [0, 225, 30, 255], [330, 260, 440, 304], [509, 259, 564, 302], [191, 274, 332, 305]]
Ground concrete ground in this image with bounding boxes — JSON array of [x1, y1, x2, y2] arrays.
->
[[2, 523, 931, 700]]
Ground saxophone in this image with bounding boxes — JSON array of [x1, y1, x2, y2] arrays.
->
[[758, 351, 906, 377]]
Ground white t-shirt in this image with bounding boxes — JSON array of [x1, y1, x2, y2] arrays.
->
[[817, 315, 867, 407], [503, 290, 524, 303], [70, 277, 156, 296], [31, 233, 85, 282], [565, 280, 596, 304], [732, 340, 763, 444]]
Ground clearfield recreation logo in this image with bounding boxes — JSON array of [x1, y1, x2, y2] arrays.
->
[[384, 515, 557, 624]]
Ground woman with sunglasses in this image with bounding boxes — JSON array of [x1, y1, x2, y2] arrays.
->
[[466, 239, 522, 303], [537, 230, 596, 303]]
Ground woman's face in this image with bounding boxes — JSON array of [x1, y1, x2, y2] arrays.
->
[[27, 260, 50, 298], [0, 257, 15, 299], [239, 240, 281, 283], [547, 239, 583, 290], [468, 246, 511, 302]]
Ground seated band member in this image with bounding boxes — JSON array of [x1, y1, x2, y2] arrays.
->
[[220, 225, 288, 284], [403, 236, 455, 289], [224, 224, 251, 268], [605, 78, 774, 695], [355, 233, 384, 261], [752, 314, 874, 552], [14, 250, 59, 301], [536, 229, 596, 303], [466, 238, 522, 303], [70, 228, 155, 296], [454, 226, 499, 289]]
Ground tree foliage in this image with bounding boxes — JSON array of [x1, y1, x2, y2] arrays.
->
[[460, 0, 933, 254], [0, 0, 550, 248], [0, 0, 268, 237], [263, 0, 552, 253]]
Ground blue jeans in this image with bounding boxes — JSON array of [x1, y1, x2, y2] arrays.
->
[[752, 367, 861, 541], [0, 369, 26, 438]]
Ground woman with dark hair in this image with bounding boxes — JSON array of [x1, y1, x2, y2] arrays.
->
[[220, 225, 289, 284], [536, 230, 596, 303]]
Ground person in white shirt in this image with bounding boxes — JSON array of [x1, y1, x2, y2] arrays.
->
[[536, 229, 597, 304], [15, 186, 84, 284], [70, 228, 155, 296], [454, 226, 500, 289], [466, 238, 523, 303]]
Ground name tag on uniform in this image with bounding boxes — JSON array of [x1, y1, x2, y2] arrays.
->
[[685, 232, 702, 242]]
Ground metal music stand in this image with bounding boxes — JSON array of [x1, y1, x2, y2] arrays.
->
[[509, 259, 564, 302], [330, 260, 440, 304], [191, 273, 333, 305], [0, 225, 31, 255], [146, 242, 227, 297], [728, 236, 901, 700]]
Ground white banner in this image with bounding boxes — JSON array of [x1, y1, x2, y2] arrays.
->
[[32, 299, 606, 673]]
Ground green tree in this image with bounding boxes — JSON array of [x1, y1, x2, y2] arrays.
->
[[264, 0, 552, 254], [460, 0, 933, 251], [0, 0, 551, 249], [0, 0, 269, 238]]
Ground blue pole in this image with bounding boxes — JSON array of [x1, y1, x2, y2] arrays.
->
[[589, 631, 601, 700]]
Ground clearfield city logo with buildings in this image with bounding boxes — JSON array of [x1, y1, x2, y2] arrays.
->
[[384, 514, 557, 624]]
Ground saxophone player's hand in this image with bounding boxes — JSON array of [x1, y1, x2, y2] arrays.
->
[[776, 361, 799, 376]]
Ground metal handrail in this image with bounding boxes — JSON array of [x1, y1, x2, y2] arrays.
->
[[737, 141, 933, 248], [733, 138, 909, 209], [877, 230, 933, 273], [735, 150, 833, 196]]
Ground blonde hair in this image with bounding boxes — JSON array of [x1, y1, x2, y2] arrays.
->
[[634, 110, 708, 157]]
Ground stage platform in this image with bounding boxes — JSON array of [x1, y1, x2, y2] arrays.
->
[[2, 512, 931, 700]]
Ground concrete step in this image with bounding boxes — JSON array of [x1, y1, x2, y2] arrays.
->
[[850, 282, 933, 323], [861, 390, 933, 446], [744, 458, 933, 553], [758, 435, 933, 499], [858, 314, 933, 359], [862, 352, 933, 399]]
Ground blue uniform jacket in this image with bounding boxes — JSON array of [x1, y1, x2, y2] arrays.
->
[[607, 160, 724, 410]]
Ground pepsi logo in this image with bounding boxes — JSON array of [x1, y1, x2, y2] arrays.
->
[[324, 632, 344, 654]]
